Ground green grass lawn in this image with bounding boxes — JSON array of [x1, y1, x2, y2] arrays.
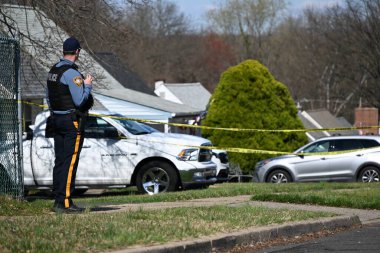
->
[[0, 205, 333, 253], [249, 183, 380, 209], [0, 182, 378, 252]]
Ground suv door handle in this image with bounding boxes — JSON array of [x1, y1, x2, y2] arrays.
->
[[82, 145, 91, 148], [40, 145, 53, 149], [321, 157, 326, 160], [356, 154, 363, 157]]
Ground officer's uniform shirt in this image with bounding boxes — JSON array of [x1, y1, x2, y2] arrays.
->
[[47, 58, 92, 114]]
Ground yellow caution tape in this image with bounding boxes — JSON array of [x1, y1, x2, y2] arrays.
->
[[19, 100, 380, 133], [119, 136, 289, 154], [91, 112, 380, 133], [17, 98, 380, 158], [120, 136, 380, 156], [19, 100, 48, 109]]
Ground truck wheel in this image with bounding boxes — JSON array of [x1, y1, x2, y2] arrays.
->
[[136, 161, 178, 195]]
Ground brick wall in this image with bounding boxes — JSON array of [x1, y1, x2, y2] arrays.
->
[[354, 107, 379, 135]]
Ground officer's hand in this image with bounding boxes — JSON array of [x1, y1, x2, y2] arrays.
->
[[84, 74, 93, 85]]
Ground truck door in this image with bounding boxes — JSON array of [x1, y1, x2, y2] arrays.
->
[[32, 134, 55, 185], [77, 116, 133, 185]]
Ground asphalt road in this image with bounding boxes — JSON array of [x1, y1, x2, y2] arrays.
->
[[252, 222, 380, 253]]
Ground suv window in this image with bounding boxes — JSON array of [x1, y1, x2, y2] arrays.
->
[[302, 141, 330, 153], [331, 139, 362, 151], [361, 139, 380, 148], [302, 138, 380, 153], [84, 117, 119, 139]]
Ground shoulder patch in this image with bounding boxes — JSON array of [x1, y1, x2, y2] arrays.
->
[[73, 76, 83, 87]]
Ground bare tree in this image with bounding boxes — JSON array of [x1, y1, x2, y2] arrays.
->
[[0, 0, 149, 49], [120, 0, 200, 85], [328, 0, 380, 108], [268, 0, 380, 122], [206, 0, 287, 61], [0, 0, 150, 88], [123, 0, 188, 37]]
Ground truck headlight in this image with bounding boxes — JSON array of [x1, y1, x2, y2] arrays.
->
[[177, 148, 198, 161], [193, 172, 203, 177]]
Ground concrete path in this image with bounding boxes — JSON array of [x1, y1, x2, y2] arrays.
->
[[95, 195, 380, 225]]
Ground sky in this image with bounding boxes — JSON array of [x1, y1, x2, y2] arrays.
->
[[172, 0, 344, 27]]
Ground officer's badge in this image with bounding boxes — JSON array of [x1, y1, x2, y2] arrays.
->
[[73, 76, 83, 87]]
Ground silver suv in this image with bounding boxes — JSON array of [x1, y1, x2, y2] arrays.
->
[[254, 136, 380, 183]]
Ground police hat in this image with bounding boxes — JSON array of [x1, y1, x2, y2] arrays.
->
[[63, 37, 81, 52]]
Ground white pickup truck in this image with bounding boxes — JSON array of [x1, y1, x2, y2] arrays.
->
[[22, 110, 218, 195]]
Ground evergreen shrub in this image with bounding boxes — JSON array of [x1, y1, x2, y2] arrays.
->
[[202, 60, 308, 174]]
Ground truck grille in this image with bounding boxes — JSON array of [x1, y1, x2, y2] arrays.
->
[[199, 144, 212, 162]]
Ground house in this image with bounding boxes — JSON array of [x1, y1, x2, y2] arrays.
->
[[299, 109, 359, 141], [20, 52, 49, 130], [154, 81, 211, 111], [154, 81, 212, 134], [0, 4, 203, 133]]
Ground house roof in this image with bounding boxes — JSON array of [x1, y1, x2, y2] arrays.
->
[[158, 82, 211, 111], [93, 52, 154, 95], [0, 84, 13, 99], [299, 109, 358, 140], [0, 4, 124, 92], [95, 88, 203, 116], [20, 51, 46, 99], [298, 112, 327, 140]]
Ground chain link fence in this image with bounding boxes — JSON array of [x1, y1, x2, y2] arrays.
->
[[0, 36, 23, 198]]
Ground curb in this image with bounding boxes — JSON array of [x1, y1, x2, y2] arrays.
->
[[111, 215, 361, 253]]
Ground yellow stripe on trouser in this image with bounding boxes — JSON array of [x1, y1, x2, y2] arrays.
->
[[65, 121, 81, 208]]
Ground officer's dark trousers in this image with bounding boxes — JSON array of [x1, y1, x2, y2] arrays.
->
[[52, 114, 84, 208]]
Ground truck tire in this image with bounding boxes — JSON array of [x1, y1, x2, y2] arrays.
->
[[136, 161, 178, 195]]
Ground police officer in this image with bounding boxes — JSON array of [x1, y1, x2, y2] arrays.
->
[[47, 37, 93, 213]]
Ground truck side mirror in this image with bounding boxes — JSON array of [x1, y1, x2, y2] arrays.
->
[[26, 130, 33, 140]]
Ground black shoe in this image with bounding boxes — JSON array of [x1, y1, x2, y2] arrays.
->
[[53, 202, 85, 214]]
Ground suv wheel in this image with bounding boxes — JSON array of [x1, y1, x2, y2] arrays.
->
[[267, 170, 292, 183], [136, 161, 178, 195], [358, 166, 380, 183]]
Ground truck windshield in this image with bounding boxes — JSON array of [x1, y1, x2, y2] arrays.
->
[[113, 118, 154, 135]]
